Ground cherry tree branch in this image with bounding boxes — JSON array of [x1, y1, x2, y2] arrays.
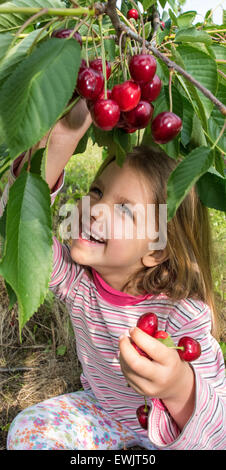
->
[[96, 0, 226, 116]]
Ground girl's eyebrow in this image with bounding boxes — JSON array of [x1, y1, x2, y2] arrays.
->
[[92, 178, 136, 206]]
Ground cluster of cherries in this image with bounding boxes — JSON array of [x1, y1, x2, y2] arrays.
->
[[52, 28, 182, 143], [131, 312, 201, 430]]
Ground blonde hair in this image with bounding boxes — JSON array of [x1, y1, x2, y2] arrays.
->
[[93, 145, 219, 338]]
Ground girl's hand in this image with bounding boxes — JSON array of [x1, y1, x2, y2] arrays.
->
[[119, 327, 196, 430], [16, 98, 92, 189]]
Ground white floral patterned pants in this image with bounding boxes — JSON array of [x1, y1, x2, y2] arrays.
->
[[7, 389, 156, 450]]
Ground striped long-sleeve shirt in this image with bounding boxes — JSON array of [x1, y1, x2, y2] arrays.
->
[[0, 154, 225, 450]]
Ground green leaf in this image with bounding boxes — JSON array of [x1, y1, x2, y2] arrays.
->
[[0, 29, 48, 89], [167, 146, 214, 221], [175, 27, 212, 45], [196, 170, 226, 212], [181, 95, 194, 147], [0, 0, 64, 31], [159, 0, 167, 8], [168, 8, 178, 26], [177, 11, 197, 28], [104, 38, 115, 62], [0, 37, 81, 158], [113, 128, 131, 168], [177, 45, 218, 119], [0, 172, 53, 337], [143, 0, 155, 10], [0, 32, 13, 61], [5, 280, 17, 309], [56, 345, 67, 356], [208, 84, 226, 154], [156, 334, 175, 348]]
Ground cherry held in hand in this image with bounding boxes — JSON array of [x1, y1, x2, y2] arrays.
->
[[137, 312, 158, 337], [177, 336, 201, 362], [136, 398, 150, 430]]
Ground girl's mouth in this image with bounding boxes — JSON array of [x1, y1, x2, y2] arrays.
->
[[78, 227, 106, 247]]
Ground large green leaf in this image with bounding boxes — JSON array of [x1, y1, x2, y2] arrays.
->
[[0, 171, 52, 337], [0, 37, 81, 157], [196, 168, 226, 212], [167, 146, 214, 221], [177, 45, 218, 119], [0, 0, 64, 31], [175, 27, 212, 45]]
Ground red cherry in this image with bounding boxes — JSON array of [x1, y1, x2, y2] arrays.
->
[[87, 89, 112, 111], [127, 9, 139, 20], [140, 75, 162, 102], [124, 127, 137, 134], [90, 59, 111, 80], [51, 28, 82, 47], [91, 99, 120, 131], [122, 101, 154, 129], [177, 337, 201, 362], [154, 330, 169, 339], [131, 339, 150, 359], [136, 312, 158, 337], [76, 67, 104, 100], [79, 59, 87, 73], [111, 80, 141, 112], [136, 404, 150, 430], [151, 111, 182, 144], [129, 54, 157, 84]]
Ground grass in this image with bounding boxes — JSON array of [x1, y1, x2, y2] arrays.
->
[[0, 142, 225, 449]]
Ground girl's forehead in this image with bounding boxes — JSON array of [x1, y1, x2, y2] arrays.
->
[[99, 160, 153, 203]]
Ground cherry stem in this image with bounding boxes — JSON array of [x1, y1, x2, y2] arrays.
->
[[144, 396, 148, 412], [98, 17, 107, 99], [169, 68, 174, 113], [119, 31, 127, 81]]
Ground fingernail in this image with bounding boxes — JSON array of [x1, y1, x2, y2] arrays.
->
[[129, 327, 135, 335], [119, 334, 125, 340]]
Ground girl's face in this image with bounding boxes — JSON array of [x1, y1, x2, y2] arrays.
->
[[70, 160, 165, 293]]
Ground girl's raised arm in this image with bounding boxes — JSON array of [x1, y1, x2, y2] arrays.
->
[[15, 98, 92, 190]]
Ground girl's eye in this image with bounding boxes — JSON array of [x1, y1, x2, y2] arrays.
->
[[118, 204, 133, 218], [90, 186, 102, 197]]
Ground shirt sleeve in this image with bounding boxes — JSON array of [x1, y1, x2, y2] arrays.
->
[[147, 303, 226, 450]]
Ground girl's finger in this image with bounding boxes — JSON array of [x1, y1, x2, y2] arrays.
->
[[123, 327, 171, 365], [119, 333, 160, 380]]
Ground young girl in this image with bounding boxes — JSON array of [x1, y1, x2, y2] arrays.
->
[[1, 99, 225, 450]]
